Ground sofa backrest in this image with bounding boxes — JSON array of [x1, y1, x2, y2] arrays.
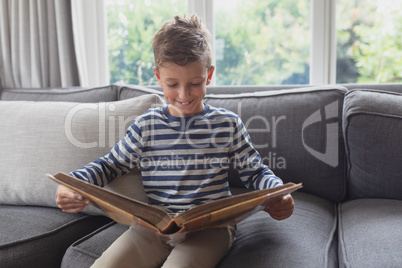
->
[[343, 83, 402, 93], [0, 85, 119, 102], [3, 84, 401, 205], [343, 89, 402, 200]]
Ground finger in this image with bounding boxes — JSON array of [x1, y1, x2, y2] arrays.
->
[[271, 214, 291, 221], [60, 189, 84, 201], [270, 206, 294, 215], [268, 208, 294, 220], [58, 201, 88, 213], [58, 199, 88, 207], [57, 197, 92, 211], [80, 197, 93, 206], [268, 202, 294, 215], [59, 195, 92, 206], [282, 194, 294, 204], [268, 194, 284, 205], [57, 185, 89, 203], [58, 195, 85, 204], [61, 205, 87, 214], [273, 194, 294, 207], [277, 194, 292, 204]]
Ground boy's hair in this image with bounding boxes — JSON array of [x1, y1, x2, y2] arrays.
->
[[153, 14, 212, 70]]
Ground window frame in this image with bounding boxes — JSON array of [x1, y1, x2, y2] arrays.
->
[[310, 0, 336, 84]]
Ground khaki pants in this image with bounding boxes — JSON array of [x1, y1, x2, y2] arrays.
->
[[91, 225, 236, 268]]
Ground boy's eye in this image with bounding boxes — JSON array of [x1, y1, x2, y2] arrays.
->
[[166, 82, 202, 87], [191, 82, 203, 86]]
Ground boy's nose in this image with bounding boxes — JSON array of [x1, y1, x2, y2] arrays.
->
[[178, 86, 190, 99]]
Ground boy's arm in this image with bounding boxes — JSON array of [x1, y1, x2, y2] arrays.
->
[[71, 124, 143, 186], [230, 117, 282, 190], [230, 117, 294, 220]]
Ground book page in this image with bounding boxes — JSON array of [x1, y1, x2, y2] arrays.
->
[[175, 183, 301, 223]]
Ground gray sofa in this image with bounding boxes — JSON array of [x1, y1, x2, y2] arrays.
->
[[1, 84, 401, 268]]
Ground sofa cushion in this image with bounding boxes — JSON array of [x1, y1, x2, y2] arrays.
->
[[343, 89, 402, 199], [219, 191, 338, 268], [0, 94, 165, 208], [338, 199, 402, 267], [205, 86, 347, 202], [0, 205, 111, 268], [61, 222, 128, 267], [60, 192, 338, 268], [118, 85, 165, 100], [0, 85, 119, 102]]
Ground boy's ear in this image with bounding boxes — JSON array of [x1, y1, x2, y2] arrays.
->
[[206, 66, 215, 85], [153, 67, 162, 86]]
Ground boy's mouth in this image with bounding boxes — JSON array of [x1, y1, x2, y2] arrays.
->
[[177, 100, 192, 105]]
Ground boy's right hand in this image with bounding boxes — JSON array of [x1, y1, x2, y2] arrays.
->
[[56, 185, 92, 213]]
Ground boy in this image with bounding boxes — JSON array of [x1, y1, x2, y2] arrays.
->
[[56, 15, 294, 268]]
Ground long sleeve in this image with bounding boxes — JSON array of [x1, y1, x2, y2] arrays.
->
[[229, 116, 283, 190], [70, 120, 144, 186]]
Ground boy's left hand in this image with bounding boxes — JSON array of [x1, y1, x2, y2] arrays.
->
[[264, 194, 294, 221]]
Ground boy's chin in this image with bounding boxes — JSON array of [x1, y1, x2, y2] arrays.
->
[[168, 105, 200, 117], [168, 103, 204, 117]]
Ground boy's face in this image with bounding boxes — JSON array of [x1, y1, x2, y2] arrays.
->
[[153, 61, 214, 117]]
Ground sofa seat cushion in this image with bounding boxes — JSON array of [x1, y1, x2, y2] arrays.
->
[[338, 199, 402, 268], [61, 192, 337, 268], [62, 221, 128, 267], [343, 89, 402, 199], [0, 205, 111, 268], [218, 191, 338, 268]]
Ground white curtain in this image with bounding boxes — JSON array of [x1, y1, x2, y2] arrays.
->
[[0, 0, 109, 89], [72, 0, 109, 87]]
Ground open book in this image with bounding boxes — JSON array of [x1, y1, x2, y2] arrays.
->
[[48, 172, 302, 236]]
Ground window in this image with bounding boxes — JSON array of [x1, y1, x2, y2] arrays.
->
[[106, 0, 402, 86], [336, 0, 402, 83], [214, 0, 310, 85], [106, 0, 187, 85]]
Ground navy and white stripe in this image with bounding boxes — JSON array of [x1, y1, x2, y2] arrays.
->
[[72, 104, 282, 213]]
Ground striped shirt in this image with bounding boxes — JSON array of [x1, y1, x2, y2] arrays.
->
[[72, 104, 282, 213]]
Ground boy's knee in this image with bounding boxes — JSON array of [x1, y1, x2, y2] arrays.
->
[[162, 227, 235, 268]]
